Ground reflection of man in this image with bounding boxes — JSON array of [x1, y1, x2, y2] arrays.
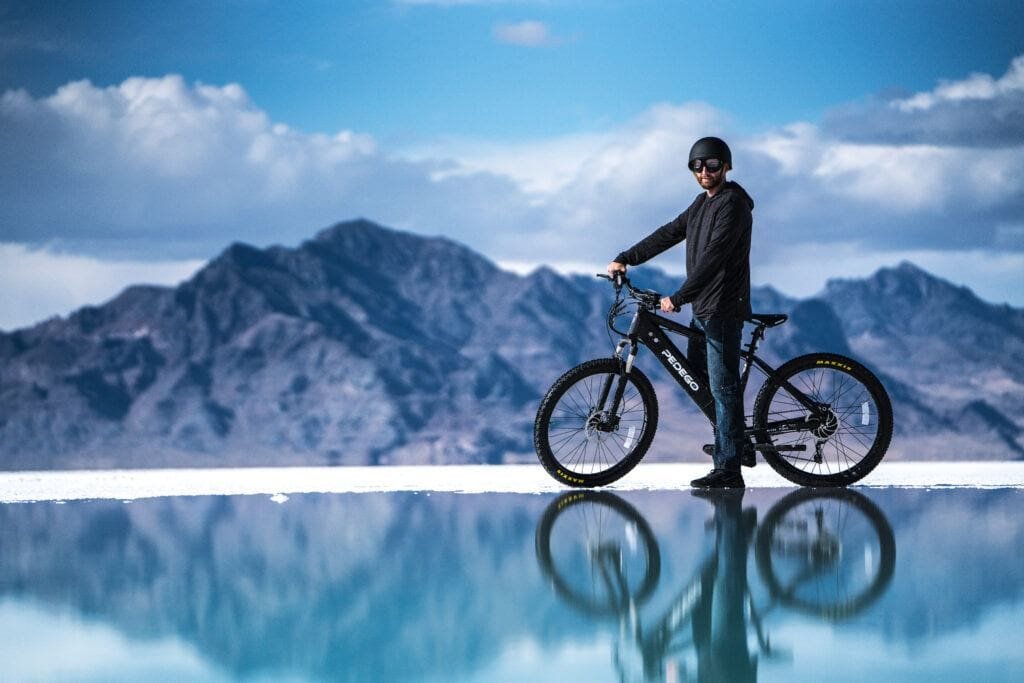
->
[[607, 136, 753, 489], [691, 490, 758, 682]]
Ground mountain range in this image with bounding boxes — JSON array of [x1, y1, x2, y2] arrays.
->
[[0, 219, 1021, 468]]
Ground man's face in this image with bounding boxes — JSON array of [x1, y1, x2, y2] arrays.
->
[[690, 158, 727, 191]]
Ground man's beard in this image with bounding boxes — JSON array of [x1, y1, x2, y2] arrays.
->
[[699, 173, 725, 190]]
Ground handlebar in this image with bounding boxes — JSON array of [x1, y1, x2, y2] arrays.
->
[[597, 272, 679, 313]]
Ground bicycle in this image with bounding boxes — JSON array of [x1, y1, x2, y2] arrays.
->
[[533, 272, 893, 487], [534, 489, 896, 681]]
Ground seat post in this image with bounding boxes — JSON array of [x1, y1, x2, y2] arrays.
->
[[740, 323, 766, 389]]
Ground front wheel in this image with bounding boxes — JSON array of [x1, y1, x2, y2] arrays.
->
[[534, 358, 658, 487], [535, 491, 661, 616], [753, 353, 893, 487]]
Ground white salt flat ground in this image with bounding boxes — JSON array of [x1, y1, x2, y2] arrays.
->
[[1, 462, 1022, 503]]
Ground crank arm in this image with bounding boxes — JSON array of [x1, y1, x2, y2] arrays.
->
[[753, 443, 808, 453]]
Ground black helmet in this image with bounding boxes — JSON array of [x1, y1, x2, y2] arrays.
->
[[688, 137, 732, 168]]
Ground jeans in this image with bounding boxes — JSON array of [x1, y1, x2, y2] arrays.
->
[[688, 316, 744, 471]]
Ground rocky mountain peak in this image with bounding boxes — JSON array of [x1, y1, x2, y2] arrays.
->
[[0, 220, 1021, 467], [825, 261, 945, 304]]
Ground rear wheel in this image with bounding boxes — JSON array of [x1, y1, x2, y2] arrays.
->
[[534, 358, 658, 487], [753, 353, 892, 487], [755, 488, 896, 619]]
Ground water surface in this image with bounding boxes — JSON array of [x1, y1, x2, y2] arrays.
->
[[1, 486, 1021, 681]]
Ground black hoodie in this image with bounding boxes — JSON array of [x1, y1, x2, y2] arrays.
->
[[615, 180, 754, 319]]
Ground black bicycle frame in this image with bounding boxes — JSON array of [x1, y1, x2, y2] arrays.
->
[[610, 307, 823, 436], [630, 310, 716, 420]]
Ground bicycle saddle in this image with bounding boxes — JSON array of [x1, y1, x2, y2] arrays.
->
[[748, 313, 788, 327]]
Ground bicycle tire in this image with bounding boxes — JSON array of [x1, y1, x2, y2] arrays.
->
[[753, 353, 893, 487], [535, 491, 661, 616], [534, 358, 658, 487], [754, 488, 896, 619]]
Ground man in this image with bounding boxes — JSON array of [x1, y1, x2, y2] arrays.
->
[[606, 136, 753, 489]]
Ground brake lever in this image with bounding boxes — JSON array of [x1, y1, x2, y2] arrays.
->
[[596, 272, 627, 291]]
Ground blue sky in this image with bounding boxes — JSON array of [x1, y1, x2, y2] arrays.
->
[[4, 0, 1020, 138], [1, 0, 1022, 328]]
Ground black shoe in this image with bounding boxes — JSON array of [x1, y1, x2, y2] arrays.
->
[[690, 468, 745, 489], [702, 443, 757, 468]]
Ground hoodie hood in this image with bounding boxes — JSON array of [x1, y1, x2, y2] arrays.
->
[[720, 180, 755, 211]]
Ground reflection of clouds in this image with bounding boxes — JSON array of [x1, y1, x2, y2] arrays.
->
[[765, 605, 1024, 680], [872, 489, 1024, 643], [0, 600, 230, 682]]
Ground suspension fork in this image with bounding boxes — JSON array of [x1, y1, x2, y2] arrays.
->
[[595, 336, 639, 423]]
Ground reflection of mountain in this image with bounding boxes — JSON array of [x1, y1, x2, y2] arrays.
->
[[0, 219, 1021, 467], [0, 494, 562, 682], [865, 489, 1024, 643], [1, 489, 1022, 681]]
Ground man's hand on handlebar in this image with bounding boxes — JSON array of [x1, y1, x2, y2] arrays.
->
[[659, 297, 679, 313], [606, 261, 627, 276]]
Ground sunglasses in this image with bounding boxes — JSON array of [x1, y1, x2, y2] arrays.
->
[[689, 158, 724, 173]]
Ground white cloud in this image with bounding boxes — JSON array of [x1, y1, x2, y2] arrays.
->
[[396, 0, 518, 5], [812, 143, 984, 211], [408, 132, 607, 194], [824, 54, 1024, 147], [2, 64, 1024, 331], [894, 55, 1024, 112], [414, 102, 721, 196], [493, 21, 560, 47], [746, 122, 824, 176], [431, 96, 1023, 305], [0, 244, 204, 330], [0, 74, 531, 256]]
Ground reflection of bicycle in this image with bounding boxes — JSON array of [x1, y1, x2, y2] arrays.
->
[[535, 489, 896, 682], [533, 273, 893, 487], [754, 489, 896, 620]]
